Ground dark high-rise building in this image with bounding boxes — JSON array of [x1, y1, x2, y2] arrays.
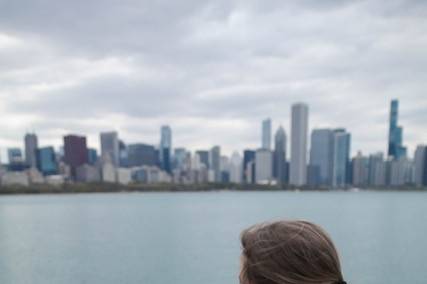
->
[[159, 125, 172, 173], [87, 148, 98, 165], [332, 128, 351, 188], [36, 146, 58, 175], [388, 99, 406, 159], [127, 143, 157, 167], [243, 150, 255, 183], [63, 135, 88, 177], [273, 126, 287, 184], [24, 133, 38, 168], [7, 147, 26, 171]]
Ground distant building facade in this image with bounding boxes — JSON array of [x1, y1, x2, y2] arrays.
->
[[290, 103, 309, 186], [63, 135, 88, 178], [388, 99, 406, 159], [24, 133, 38, 168], [262, 118, 272, 150], [36, 146, 58, 175]]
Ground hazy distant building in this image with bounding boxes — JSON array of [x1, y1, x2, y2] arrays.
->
[[352, 151, 369, 187], [273, 126, 287, 184], [388, 100, 406, 159], [24, 133, 38, 168], [229, 151, 242, 184], [290, 103, 309, 186], [76, 164, 101, 182], [414, 145, 426, 186], [100, 131, 120, 166], [1, 171, 29, 186], [174, 148, 187, 170], [243, 150, 256, 184], [332, 129, 351, 188], [160, 125, 172, 173], [102, 161, 116, 183], [389, 158, 413, 186], [127, 144, 158, 167], [7, 148, 26, 171], [8, 148, 23, 164], [368, 152, 386, 186], [262, 118, 272, 150], [310, 129, 334, 185], [87, 148, 98, 165], [195, 150, 209, 169], [255, 148, 273, 184], [63, 135, 88, 178], [36, 146, 58, 176], [210, 146, 221, 182]]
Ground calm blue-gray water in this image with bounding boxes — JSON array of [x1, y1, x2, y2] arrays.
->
[[0, 191, 426, 284]]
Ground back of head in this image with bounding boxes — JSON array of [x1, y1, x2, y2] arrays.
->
[[240, 220, 345, 284]]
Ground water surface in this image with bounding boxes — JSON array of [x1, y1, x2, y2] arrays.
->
[[0, 191, 426, 284]]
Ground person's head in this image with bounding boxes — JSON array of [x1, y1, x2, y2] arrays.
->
[[240, 220, 345, 284]]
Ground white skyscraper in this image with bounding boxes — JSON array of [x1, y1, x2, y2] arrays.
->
[[262, 118, 272, 150], [100, 131, 120, 166], [290, 103, 309, 186]]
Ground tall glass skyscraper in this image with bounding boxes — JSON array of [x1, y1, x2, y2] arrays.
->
[[332, 129, 351, 188], [160, 125, 172, 173], [36, 146, 58, 175], [273, 126, 287, 184], [290, 103, 309, 186], [309, 129, 334, 185], [388, 99, 406, 159], [262, 118, 272, 150]]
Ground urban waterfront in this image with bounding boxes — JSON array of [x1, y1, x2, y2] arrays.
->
[[1, 191, 426, 284]]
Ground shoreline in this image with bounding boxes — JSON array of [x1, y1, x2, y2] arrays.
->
[[0, 182, 425, 195]]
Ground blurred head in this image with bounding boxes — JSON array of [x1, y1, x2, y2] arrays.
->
[[240, 220, 345, 284]]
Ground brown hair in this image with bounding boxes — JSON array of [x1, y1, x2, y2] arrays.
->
[[240, 220, 345, 284]]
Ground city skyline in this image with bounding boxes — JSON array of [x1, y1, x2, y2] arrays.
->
[[0, 98, 424, 163], [1, 1, 427, 160]]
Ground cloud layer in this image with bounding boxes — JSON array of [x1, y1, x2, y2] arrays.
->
[[0, 0, 426, 159]]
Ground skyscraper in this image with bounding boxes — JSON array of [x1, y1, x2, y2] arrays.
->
[[195, 150, 209, 169], [243, 150, 256, 184], [388, 99, 406, 159], [290, 103, 309, 186], [160, 125, 172, 173], [352, 151, 369, 187], [36, 146, 58, 175], [210, 146, 221, 182], [309, 129, 334, 185], [100, 131, 120, 166], [273, 126, 287, 184], [127, 143, 157, 167], [414, 145, 426, 186], [64, 134, 88, 177], [24, 133, 38, 168], [262, 118, 272, 150], [255, 148, 273, 184], [332, 129, 351, 187]]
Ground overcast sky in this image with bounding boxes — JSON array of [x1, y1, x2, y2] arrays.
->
[[0, 0, 426, 160]]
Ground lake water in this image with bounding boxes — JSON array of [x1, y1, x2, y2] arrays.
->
[[0, 191, 426, 284]]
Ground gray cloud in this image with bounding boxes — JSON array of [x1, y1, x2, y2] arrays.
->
[[0, 0, 426, 159]]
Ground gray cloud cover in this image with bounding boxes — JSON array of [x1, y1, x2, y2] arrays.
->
[[0, 0, 426, 158]]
